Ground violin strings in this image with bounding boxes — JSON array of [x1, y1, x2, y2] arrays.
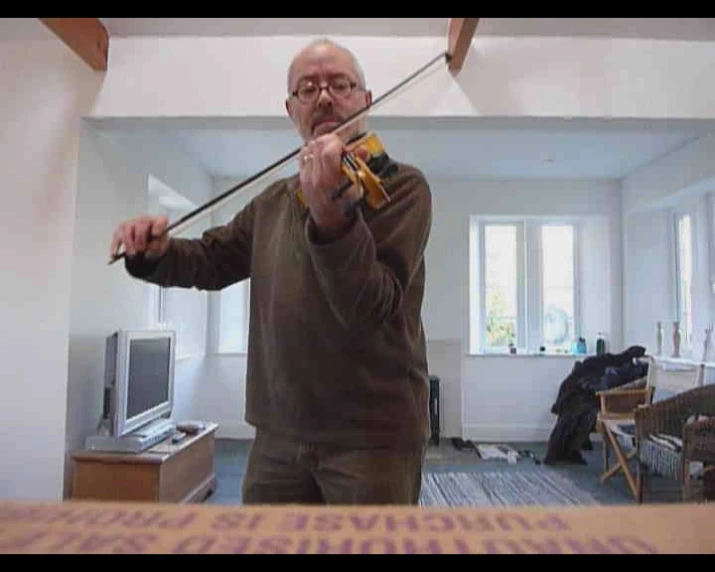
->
[[110, 50, 450, 264]]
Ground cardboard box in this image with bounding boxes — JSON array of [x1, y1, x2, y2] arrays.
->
[[0, 500, 713, 554]]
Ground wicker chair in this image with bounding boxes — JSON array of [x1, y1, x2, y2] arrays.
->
[[634, 382, 715, 503]]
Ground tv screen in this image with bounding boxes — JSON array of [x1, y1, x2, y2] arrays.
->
[[126, 337, 171, 420]]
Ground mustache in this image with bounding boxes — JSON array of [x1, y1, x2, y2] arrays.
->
[[311, 112, 343, 129]]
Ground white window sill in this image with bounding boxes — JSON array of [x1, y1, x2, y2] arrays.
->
[[175, 353, 204, 361], [468, 352, 583, 359], [650, 355, 715, 368], [207, 351, 248, 357]]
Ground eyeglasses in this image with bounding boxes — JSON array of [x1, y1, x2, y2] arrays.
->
[[291, 76, 359, 104]]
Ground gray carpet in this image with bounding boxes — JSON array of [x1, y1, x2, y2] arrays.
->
[[419, 468, 601, 507], [207, 438, 683, 506]]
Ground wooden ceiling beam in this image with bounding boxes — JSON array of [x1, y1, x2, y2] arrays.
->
[[447, 18, 479, 73], [38, 18, 109, 71]]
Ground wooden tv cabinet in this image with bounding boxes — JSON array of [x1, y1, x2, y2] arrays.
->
[[71, 422, 218, 503]]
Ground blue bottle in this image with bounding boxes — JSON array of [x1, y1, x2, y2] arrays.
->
[[577, 337, 587, 354]]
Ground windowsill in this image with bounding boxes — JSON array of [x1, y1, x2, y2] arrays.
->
[[175, 353, 204, 361], [650, 355, 715, 368], [468, 352, 583, 358], [207, 351, 248, 357]]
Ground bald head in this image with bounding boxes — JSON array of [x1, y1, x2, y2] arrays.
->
[[284, 37, 373, 143], [287, 38, 366, 93]]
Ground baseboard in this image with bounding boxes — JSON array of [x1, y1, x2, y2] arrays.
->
[[213, 421, 256, 440], [462, 424, 554, 443]]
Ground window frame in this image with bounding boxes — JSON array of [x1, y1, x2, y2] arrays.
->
[[673, 209, 694, 352], [216, 279, 251, 355], [478, 220, 526, 353], [538, 220, 581, 353], [472, 216, 581, 354]]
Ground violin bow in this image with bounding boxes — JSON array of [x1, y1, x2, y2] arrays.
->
[[110, 50, 453, 264]]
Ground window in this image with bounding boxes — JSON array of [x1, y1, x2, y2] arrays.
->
[[709, 193, 715, 332], [211, 204, 250, 355], [146, 175, 204, 359], [541, 225, 576, 352], [482, 223, 524, 350], [146, 197, 170, 337], [218, 279, 250, 353], [674, 212, 693, 349], [472, 218, 579, 353], [155, 286, 167, 326]]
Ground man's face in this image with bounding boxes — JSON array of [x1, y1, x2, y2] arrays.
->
[[286, 44, 372, 143]]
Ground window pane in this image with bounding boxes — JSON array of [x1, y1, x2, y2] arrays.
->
[[218, 280, 250, 352], [677, 215, 692, 346], [484, 225, 517, 347], [542, 225, 575, 350]]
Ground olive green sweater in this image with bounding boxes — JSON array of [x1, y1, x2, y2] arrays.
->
[[125, 162, 432, 448]]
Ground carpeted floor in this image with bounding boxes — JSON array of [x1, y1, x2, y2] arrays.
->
[[419, 468, 600, 507], [206, 437, 683, 506]]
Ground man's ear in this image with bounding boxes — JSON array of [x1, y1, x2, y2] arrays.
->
[[364, 90, 373, 107], [285, 98, 293, 119]]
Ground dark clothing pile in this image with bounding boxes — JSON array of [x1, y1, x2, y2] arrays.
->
[[544, 345, 647, 465]]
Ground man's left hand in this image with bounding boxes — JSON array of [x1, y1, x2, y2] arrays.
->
[[299, 134, 363, 241]]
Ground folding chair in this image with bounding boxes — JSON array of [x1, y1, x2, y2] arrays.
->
[[596, 356, 704, 500], [596, 374, 653, 499]]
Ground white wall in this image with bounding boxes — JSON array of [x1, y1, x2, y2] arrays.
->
[[66, 126, 214, 496], [463, 355, 581, 442], [425, 178, 622, 349], [82, 33, 715, 443], [432, 178, 621, 441], [91, 36, 715, 121], [622, 129, 715, 361], [6, 28, 715, 503], [198, 174, 621, 442], [622, 133, 715, 214], [622, 208, 674, 352], [0, 20, 102, 500]]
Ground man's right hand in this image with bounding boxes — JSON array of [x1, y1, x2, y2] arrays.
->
[[110, 215, 170, 260]]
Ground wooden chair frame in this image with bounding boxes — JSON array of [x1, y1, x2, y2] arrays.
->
[[596, 383, 654, 499]]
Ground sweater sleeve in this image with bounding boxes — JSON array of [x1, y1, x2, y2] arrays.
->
[[304, 166, 432, 331], [124, 199, 255, 291]]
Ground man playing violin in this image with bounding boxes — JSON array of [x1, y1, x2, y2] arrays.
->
[[110, 38, 433, 505]]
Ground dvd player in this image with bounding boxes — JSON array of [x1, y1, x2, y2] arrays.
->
[[85, 418, 176, 453]]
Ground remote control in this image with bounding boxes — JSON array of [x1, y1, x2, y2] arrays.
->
[[176, 421, 205, 435]]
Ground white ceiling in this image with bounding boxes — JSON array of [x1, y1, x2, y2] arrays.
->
[[91, 18, 715, 181], [14, 17, 713, 183], [8, 18, 713, 43], [98, 18, 715, 42], [101, 116, 715, 181]]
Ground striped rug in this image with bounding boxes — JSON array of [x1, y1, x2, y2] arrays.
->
[[419, 469, 600, 507]]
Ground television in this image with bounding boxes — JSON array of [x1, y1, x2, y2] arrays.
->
[[101, 329, 176, 437]]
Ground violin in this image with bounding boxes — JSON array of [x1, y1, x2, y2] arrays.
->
[[109, 51, 452, 264], [294, 131, 398, 217]]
